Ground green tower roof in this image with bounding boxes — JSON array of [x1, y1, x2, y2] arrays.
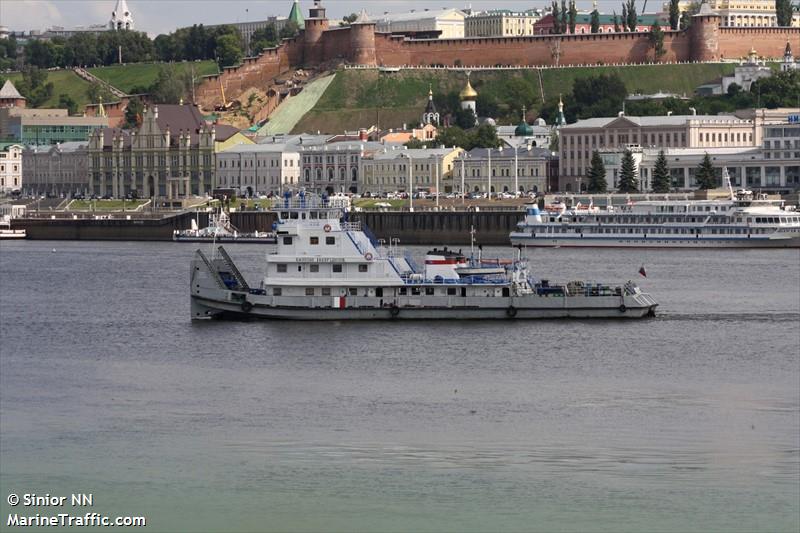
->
[[288, 0, 304, 26]]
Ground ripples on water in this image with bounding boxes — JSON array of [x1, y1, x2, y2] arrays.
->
[[0, 242, 798, 532]]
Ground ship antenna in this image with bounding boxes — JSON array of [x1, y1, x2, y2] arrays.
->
[[469, 225, 476, 261]]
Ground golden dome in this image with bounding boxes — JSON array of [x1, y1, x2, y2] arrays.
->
[[459, 80, 478, 100]]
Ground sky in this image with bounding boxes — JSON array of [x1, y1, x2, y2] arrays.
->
[[1, 0, 659, 37]]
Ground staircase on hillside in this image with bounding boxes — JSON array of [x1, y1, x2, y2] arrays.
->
[[73, 67, 128, 99]]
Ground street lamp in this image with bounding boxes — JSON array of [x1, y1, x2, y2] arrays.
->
[[514, 144, 519, 197], [401, 152, 413, 212]]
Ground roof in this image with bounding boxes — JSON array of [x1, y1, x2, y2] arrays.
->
[[0, 80, 25, 100], [369, 147, 460, 160], [352, 9, 372, 25], [496, 124, 550, 136], [153, 104, 206, 133], [219, 143, 299, 154], [287, 0, 304, 26], [213, 124, 242, 142], [560, 114, 742, 130], [374, 8, 465, 23], [462, 146, 550, 159]]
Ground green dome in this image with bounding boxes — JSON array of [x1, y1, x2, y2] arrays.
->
[[515, 120, 533, 137]]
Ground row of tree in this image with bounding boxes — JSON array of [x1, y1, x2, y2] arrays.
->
[[587, 150, 718, 193], [19, 21, 303, 71], [405, 124, 502, 151]]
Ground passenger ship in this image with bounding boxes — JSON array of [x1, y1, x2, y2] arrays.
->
[[190, 194, 658, 320], [511, 180, 800, 249]]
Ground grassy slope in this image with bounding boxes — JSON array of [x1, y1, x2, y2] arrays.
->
[[88, 60, 219, 93], [5, 70, 93, 108], [293, 63, 743, 134]]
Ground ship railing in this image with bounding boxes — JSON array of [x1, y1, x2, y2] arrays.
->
[[341, 222, 361, 231]]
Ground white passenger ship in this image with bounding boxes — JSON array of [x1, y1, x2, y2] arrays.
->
[[511, 179, 800, 249], [190, 195, 658, 320]]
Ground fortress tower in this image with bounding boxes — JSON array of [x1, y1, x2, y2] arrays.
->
[[690, 1, 722, 62], [349, 9, 377, 66], [303, 0, 329, 66]]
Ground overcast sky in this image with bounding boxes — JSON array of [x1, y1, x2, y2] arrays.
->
[[1, 0, 654, 36]]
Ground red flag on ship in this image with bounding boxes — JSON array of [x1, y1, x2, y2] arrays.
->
[[639, 265, 647, 277]]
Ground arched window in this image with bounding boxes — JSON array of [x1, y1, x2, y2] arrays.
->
[[340, 168, 345, 180], [565, 183, 572, 192], [304, 169, 310, 182], [328, 168, 334, 181], [316, 169, 321, 181], [351, 168, 358, 181]]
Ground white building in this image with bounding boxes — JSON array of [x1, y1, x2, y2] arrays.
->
[[720, 48, 773, 94], [781, 41, 799, 72], [216, 144, 300, 197], [0, 143, 22, 193], [706, 0, 800, 27], [465, 9, 543, 38], [109, 0, 134, 30], [374, 8, 466, 39]]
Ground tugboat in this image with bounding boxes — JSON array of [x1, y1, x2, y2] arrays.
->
[[190, 193, 658, 320], [174, 209, 276, 244]]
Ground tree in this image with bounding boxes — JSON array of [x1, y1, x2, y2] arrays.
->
[[652, 150, 671, 193], [561, 0, 569, 33], [613, 11, 621, 32], [550, 1, 560, 33], [695, 152, 716, 190], [340, 13, 359, 26], [215, 33, 242, 68], [649, 20, 665, 61], [250, 24, 278, 54], [404, 138, 426, 149], [568, 0, 578, 34], [149, 65, 191, 104], [280, 21, 300, 39], [587, 151, 607, 193], [470, 124, 501, 150], [86, 82, 113, 104], [435, 127, 469, 150], [625, 0, 638, 31], [669, 0, 680, 30], [617, 149, 639, 193], [590, 9, 601, 33], [776, 0, 793, 26], [571, 73, 627, 119], [123, 96, 144, 129], [58, 94, 78, 115], [726, 82, 742, 96], [622, 4, 628, 31]]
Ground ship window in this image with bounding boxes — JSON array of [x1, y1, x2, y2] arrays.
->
[[305, 288, 315, 296], [322, 288, 331, 296], [376, 288, 383, 297], [310, 236, 319, 245], [333, 264, 343, 273], [326, 236, 335, 245], [425, 287, 435, 295], [358, 264, 368, 272], [411, 287, 421, 295], [348, 288, 358, 296], [447, 287, 457, 296], [399, 287, 407, 295], [273, 287, 282, 296], [277, 264, 287, 273], [283, 236, 293, 245], [310, 264, 319, 273]]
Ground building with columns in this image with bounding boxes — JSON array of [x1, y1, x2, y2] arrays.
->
[[88, 104, 215, 198], [452, 146, 552, 195], [706, 0, 800, 27], [465, 9, 543, 38]]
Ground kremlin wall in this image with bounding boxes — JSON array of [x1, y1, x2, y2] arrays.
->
[[194, 4, 800, 110]]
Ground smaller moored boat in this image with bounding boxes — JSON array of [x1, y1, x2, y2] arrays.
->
[[174, 210, 276, 244], [0, 216, 25, 239]]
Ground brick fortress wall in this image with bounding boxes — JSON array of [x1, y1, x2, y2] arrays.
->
[[194, 11, 799, 110]]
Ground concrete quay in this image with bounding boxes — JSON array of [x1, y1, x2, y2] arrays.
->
[[9, 210, 523, 245]]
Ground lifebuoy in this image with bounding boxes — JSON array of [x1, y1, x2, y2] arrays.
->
[[619, 304, 627, 313], [506, 306, 517, 318], [364, 252, 373, 261], [241, 300, 253, 313], [390, 305, 400, 317], [323, 224, 332, 233]]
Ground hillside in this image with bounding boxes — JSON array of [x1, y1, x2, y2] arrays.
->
[[4, 70, 92, 109], [291, 63, 741, 134], [89, 60, 219, 94]]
